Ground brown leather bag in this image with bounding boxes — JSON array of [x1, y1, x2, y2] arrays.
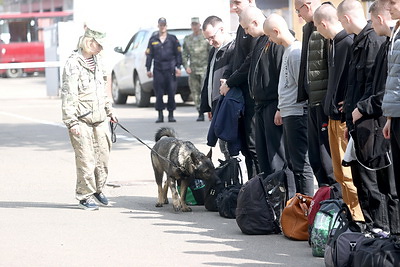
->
[[280, 193, 312, 241]]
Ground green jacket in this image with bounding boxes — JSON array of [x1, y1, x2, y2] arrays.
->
[[182, 32, 210, 75], [61, 50, 113, 129]]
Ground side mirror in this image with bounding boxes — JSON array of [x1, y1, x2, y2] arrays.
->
[[114, 46, 124, 54]]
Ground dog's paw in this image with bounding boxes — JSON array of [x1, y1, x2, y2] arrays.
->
[[173, 204, 182, 212], [164, 199, 169, 204], [155, 202, 163, 208], [181, 206, 192, 212]]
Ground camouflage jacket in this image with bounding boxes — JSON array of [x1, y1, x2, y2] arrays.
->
[[182, 32, 210, 74], [61, 49, 113, 129]]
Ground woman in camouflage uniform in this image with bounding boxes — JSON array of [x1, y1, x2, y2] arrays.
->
[[61, 27, 117, 211]]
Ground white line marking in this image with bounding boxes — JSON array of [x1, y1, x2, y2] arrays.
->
[[0, 110, 155, 145]]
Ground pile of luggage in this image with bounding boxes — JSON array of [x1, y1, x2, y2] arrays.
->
[[181, 158, 400, 267]]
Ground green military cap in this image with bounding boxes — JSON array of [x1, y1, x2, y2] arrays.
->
[[84, 27, 106, 47], [191, 17, 200, 24]]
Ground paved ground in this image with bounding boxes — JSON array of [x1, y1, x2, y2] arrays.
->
[[0, 76, 324, 267]]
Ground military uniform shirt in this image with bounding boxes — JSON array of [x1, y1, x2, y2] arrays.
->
[[182, 32, 210, 75]]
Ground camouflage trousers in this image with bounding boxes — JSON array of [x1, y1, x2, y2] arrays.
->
[[188, 72, 205, 111], [68, 120, 111, 201]]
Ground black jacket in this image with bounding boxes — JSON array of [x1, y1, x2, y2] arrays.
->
[[345, 21, 385, 130], [223, 25, 257, 110], [324, 30, 354, 120], [200, 41, 236, 113], [248, 35, 284, 104], [356, 37, 390, 117], [223, 26, 254, 89], [351, 37, 391, 171]]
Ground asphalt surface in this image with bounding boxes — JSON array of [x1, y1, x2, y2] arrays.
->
[[0, 76, 324, 267]]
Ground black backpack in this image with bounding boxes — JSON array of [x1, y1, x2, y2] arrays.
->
[[204, 158, 242, 212], [353, 236, 400, 267], [235, 172, 284, 235]]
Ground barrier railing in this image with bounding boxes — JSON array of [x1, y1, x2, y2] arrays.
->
[[0, 61, 62, 69]]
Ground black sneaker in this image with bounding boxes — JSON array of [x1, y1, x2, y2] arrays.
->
[[79, 197, 99, 211], [93, 192, 109, 206]]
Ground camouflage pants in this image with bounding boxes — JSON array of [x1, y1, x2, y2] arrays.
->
[[68, 120, 111, 201], [188, 72, 205, 111]]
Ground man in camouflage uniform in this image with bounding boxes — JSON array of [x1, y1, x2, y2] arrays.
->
[[182, 17, 211, 121], [62, 27, 117, 211]]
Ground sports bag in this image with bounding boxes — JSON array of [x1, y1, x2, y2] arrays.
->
[[310, 199, 343, 257], [204, 158, 242, 211], [353, 236, 400, 267], [177, 179, 206, 205], [280, 193, 312, 240], [235, 173, 281, 235], [217, 184, 241, 218], [324, 203, 366, 267]]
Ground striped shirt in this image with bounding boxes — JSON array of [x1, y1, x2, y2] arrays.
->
[[85, 56, 95, 71]]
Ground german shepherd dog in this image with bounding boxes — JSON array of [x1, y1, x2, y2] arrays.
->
[[151, 127, 218, 212]]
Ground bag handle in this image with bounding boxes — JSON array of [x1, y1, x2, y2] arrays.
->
[[296, 194, 309, 217]]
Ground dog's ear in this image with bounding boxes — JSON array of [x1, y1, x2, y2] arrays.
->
[[190, 152, 199, 165], [206, 148, 212, 159]]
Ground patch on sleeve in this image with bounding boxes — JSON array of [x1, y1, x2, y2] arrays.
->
[[151, 41, 159, 45]]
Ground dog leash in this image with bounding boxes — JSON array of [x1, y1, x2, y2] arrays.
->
[[110, 121, 181, 170]]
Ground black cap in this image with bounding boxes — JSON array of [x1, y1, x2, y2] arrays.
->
[[158, 17, 167, 25]]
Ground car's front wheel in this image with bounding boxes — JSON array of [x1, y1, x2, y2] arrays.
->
[[6, 68, 23, 78], [134, 76, 151, 107], [112, 74, 128, 104]]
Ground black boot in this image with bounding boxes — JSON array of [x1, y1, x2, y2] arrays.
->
[[168, 111, 176, 122], [196, 111, 204, 122], [155, 110, 164, 123]]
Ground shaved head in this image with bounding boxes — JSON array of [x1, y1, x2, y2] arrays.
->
[[264, 13, 289, 33], [239, 6, 266, 37], [239, 6, 265, 26], [337, 0, 365, 18], [314, 3, 338, 25]]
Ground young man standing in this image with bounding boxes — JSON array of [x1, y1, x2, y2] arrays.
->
[[219, 0, 259, 179], [264, 13, 314, 196], [351, 0, 400, 236], [337, 0, 386, 230], [295, 0, 336, 187], [313, 3, 364, 222], [239, 7, 295, 195]]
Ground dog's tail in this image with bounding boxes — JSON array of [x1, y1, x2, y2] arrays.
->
[[155, 127, 177, 142]]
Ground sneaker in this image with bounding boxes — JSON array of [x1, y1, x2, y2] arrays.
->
[[93, 192, 109, 206], [79, 197, 99, 211]]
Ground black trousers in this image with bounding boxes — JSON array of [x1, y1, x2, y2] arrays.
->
[[391, 118, 400, 198], [238, 99, 259, 180], [283, 114, 314, 196], [255, 101, 296, 198], [351, 162, 400, 233], [308, 105, 336, 186], [153, 68, 176, 111]]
